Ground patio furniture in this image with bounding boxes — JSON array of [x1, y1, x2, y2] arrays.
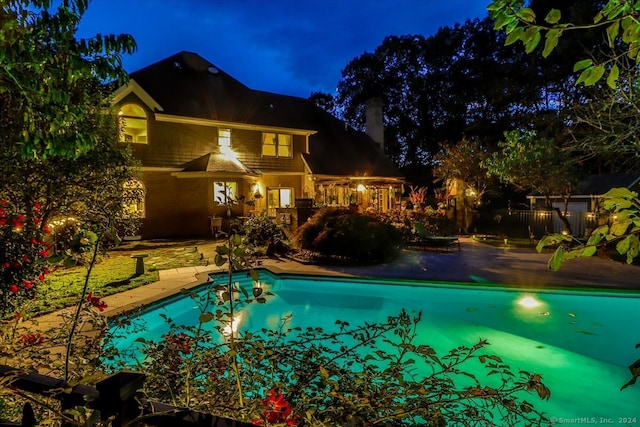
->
[[411, 221, 460, 251], [209, 216, 227, 239]]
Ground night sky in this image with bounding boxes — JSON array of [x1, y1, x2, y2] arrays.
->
[[77, 0, 490, 98]]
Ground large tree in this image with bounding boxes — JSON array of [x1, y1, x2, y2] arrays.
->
[[333, 16, 588, 185], [0, 0, 139, 314], [489, 0, 640, 171], [482, 130, 580, 234], [433, 136, 496, 208]]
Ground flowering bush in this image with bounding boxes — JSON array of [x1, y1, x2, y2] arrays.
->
[[0, 199, 52, 317], [104, 292, 551, 426]]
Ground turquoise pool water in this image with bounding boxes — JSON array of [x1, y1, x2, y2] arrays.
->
[[108, 270, 640, 425]]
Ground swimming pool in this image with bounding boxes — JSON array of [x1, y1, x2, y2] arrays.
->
[[107, 269, 640, 424]]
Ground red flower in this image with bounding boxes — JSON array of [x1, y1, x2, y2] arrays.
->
[[14, 312, 21, 319], [43, 225, 51, 234], [87, 292, 108, 311], [0, 218, 6, 226], [31, 238, 39, 245], [34, 218, 42, 226], [9, 284, 18, 293], [21, 254, 29, 262], [12, 214, 25, 227], [38, 273, 45, 281], [255, 389, 298, 426], [19, 333, 44, 346], [23, 281, 33, 289], [1, 262, 10, 269], [38, 250, 49, 257]]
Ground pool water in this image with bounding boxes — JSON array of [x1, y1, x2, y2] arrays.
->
[[108, 270, 640, 424]]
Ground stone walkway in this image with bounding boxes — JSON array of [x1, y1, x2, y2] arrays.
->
[[32, 237, 640, 329]]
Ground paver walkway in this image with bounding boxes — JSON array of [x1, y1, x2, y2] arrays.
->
[[32, 237, 640, 330]]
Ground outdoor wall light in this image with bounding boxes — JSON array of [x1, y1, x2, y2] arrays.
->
[[356, 184, 366, 192]]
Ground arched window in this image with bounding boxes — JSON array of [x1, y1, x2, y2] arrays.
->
[[123, 179, 145, 217], [119, 104, 148, 143]]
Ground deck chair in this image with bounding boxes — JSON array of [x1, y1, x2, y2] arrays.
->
[[412, 221, 460, 251]]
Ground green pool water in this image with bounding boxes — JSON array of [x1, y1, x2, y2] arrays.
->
[[107, 270, 640, 425]]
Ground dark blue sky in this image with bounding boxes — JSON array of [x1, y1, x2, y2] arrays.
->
[[77, 1, 489, 98]]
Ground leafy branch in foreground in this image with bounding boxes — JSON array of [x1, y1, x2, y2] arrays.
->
[[487, 0, 639, 89], [536, 187, 639, 271]]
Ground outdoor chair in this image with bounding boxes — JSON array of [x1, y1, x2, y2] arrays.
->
[[411, 221, 460, 251]]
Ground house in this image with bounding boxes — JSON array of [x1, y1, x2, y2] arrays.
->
[[112, 51, 404, 239], [526, 173, 640, 235]]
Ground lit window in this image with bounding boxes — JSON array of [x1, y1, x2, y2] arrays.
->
[[218, 128, 231, 147], [267, 187, 293, 216], [262, 132, 292, 158], [214, 181, 237, 204], [123, 179, 145, 217], [277, 134, 291, 157], [119, 104, 148, 143]]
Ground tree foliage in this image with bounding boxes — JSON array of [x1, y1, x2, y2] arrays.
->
[[332, 17, 587, 185], [433, 136, 496, 207], [0, 0, 136, 159], [0, 0, 140, 314], [482, 130, 580, 234], [489, 0, 640, 171]]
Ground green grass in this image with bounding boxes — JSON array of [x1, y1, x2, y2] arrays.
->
[[32, 243, 206, 316]]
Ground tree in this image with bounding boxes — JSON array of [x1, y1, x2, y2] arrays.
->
[[488, 0, 640, 170], [0, 0, 139, 314], [333, 17, 583, 185], [0, 0, 135, 158], [433, 136, 496, 208], [482, 130, 580, 234]]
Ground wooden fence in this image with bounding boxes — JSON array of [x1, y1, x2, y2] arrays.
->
[[0, 365, 254, 427]]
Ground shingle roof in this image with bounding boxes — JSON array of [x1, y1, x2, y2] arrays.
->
[[575, 173, 640, 195], [129, 51, 402, 179], [181, 153, 256, 175]]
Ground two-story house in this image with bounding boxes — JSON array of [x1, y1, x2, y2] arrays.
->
[[112, 51, 403, 239]]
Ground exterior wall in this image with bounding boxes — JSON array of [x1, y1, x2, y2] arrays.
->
[[140, 171, 208, 238], [117, 93, 215, 168], [232, 129, 306, 173]]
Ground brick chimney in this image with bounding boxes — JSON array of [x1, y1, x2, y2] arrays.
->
[[365, 97, 384, 152]]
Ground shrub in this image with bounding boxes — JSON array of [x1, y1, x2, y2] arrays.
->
[[294, 208, 402, 263], [242, 216, 288, 254]]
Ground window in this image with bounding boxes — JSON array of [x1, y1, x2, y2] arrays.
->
[[214, 181, 237, 204], [262, 133, 292, 158], [119, 104, 148, 143], [218, 128, 231, 147], [267, 187, 293, 217], [123, 179, 145, 217]]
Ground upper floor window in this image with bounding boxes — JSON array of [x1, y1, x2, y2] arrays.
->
[[119, 104, 148, 143], [262, 132, 292, 158], [218, 128, 231, 147], [123, 179, 145, 217]]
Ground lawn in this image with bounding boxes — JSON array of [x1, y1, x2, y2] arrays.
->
[[32, 241, 209, 316]]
